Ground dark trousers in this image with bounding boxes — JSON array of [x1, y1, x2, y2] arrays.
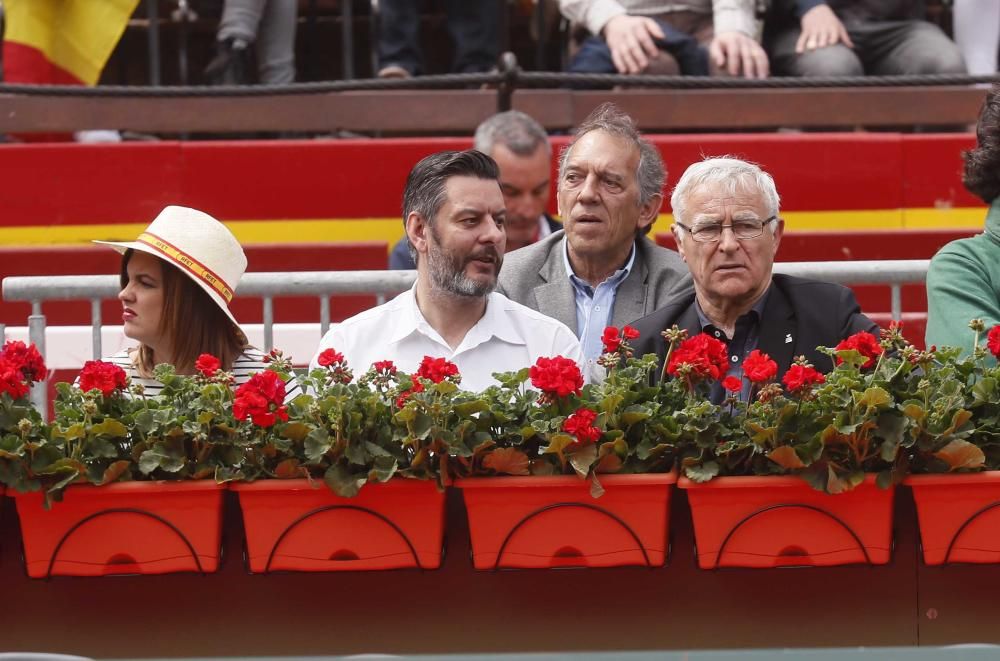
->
[[378, 0, 499, 75]]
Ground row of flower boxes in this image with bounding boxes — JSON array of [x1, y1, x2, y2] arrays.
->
[[9, 470, 1000, 578]]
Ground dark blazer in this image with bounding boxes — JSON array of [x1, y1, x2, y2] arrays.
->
[[629, 273, 879, 382], [496, 230, 692, 335], [388, 214, 564, 271]]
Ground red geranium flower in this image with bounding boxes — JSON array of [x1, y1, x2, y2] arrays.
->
[[529, 356, 583, 398], [835, 331, 884, 369], [988, 325, 1000, 360], [743, 349, 778, 384], [601, 327, 623, 354], [667, 333, 729, 382], [317, 348, 345, 367], [233, 370, 288, 427], [722, 375, 742, 393], [2, 340, 46, 383], [782, 364, 826, 393], [563, 407, 601, 446], [622, 325, 639, 340], [78, 360, 128, 397], [417, 356, 459, 383], [195, 353, 221, 377], [372, 360, 397, 375], [395, 377, 425, 408], [0, 358, 29, 400]]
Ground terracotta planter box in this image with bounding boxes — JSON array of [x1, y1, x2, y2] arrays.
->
[[679, 474, 894, 569], [456, 471, 676, 570], [12, 480, 225, 578], [906, 471, 1000, 565], [232, 478, 446, 573]]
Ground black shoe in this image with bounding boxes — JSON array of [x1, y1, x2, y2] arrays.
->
[[204, 38, 254, 85]]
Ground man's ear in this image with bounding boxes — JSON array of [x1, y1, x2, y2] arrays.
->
[[771, 217, 785, 258], [405, 212, 429, 256], [637, 193, 663, 234], [671, 224, 687, 262]]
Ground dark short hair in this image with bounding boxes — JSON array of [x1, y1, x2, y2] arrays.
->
[[401, 150, 500, 262], [964, 84, 1000, 204]]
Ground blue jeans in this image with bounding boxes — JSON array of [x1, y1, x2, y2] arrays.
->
[[568, 18, 709, 75], [378, 0, 499, 75]]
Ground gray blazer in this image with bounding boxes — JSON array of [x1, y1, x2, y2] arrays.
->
[[496, 230, 693, 335]]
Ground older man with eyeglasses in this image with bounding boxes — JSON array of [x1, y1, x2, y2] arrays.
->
[[629, 156, 878, 400]]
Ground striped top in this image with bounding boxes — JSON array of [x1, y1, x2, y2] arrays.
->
[[105, 347, 302, 402]]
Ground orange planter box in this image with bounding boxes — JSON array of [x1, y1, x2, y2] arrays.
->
[[679, 474, 894, 569], [456, 472, 676, 570], [232, 478, 446, 573], [12, 480, 225, 578], [906, 471, 1000, 565]]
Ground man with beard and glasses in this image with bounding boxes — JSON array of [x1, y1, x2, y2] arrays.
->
[[309, 150, 583, 392]]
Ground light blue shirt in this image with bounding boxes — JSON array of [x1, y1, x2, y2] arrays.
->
[[562, 237, 636, 366]]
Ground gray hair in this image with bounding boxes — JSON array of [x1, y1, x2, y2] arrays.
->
[[473, 110, 550, 157], [557, 102, 665, 207], [671, 156, 781, 235]]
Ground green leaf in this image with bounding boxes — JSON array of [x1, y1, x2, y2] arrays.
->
[[620, 405, 651, 426], [368, 456, 398, 483], [281, 422, 312, 443], [569, 443, 598, 478], [324, 463, 366, 498], [683, 460, 719, 483], [856, 387, 891, 410], [304, 428, 332, 462]]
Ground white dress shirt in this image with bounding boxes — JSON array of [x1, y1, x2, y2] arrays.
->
[[309, 287, 584, 393]]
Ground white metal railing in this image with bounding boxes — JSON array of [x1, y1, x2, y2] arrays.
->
[[1, 261, 930, 413]]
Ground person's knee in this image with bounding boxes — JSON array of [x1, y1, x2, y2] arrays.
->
[[895, 24, 968, 74], [793, 45, 863, 76]]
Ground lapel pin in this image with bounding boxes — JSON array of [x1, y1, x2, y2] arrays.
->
[[785, 333, 793, 344]]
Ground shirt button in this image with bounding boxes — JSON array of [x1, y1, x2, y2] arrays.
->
[[714, 331, 722, 338], [595, 306, 601, 311], [731, 355, 739, 363]]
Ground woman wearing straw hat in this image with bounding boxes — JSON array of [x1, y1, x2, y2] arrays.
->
[[95, 205, 300, 398]]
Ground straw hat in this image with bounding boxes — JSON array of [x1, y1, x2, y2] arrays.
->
[[94, 205, 248, 327]]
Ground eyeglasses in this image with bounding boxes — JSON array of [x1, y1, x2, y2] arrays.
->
[[675, 216, 777, 243]]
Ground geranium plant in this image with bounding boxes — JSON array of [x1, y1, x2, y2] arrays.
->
[[464, 325, 678, 497], [244, 351, 479, 497], [0, 341, 49, 493], [676, 327, 910, 494]]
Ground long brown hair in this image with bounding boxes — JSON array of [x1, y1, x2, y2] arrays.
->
[[121, 249, 247, 376]]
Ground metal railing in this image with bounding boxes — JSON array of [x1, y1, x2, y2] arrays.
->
[[2, 260, 930, 413]]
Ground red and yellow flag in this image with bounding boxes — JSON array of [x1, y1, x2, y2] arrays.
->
[[3, 0, 139, 86]]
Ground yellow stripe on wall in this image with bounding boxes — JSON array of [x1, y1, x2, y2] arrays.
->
[[0, 208, 984, 250]]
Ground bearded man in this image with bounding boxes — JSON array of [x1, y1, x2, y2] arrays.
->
[[310, 150, 582, 392]]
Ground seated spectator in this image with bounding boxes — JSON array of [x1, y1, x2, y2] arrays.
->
[[377, 0, 497, 78], [95, 206, 300, 399], [629, 157, 878, 401], [390, 110, 560, 270], [953, 0, 999, 76], [205, 0, 297, 85], [764, 0, 966, 77], [926, 85, 1000, 358], [498, 102, 691, 375], [313, 150, 582, 392], [559, 0, 768, 78]]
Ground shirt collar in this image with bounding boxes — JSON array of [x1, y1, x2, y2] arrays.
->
[[388, 286, 525, 348], [561, 236, 636, 293], [695, 285, 771, 335]]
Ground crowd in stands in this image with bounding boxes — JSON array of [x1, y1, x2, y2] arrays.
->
[[2, 0, 992, 98]]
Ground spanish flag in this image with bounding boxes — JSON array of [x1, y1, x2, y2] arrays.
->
[[3, 0, 139, 86]]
